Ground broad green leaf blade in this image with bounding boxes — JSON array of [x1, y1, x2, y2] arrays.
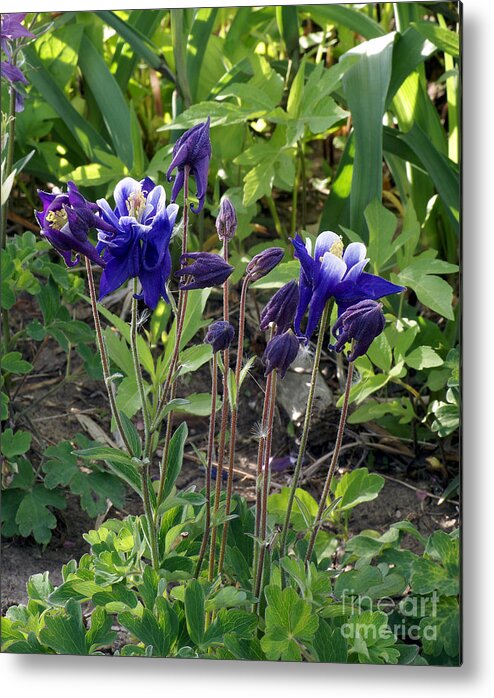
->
[[305, 4, 385, 39], [186, 8, 218, 102], [23, 45, 111, 160], [411, 20, 459, 57], [78, 33, 133, 168], [342, 32, 395, 240], [184, 579, 205, 647]]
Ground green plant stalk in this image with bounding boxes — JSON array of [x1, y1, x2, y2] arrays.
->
[[299, 141, 307, 229], [254, 369, 277, 604], [208, 240, 231, 582], [131, 279, 151, 456], [304, 360, 354, 564], [195, 351, 218, 578], [265, 195, 288, 244], [85, 258, 132, 454], [217, 275, 250, 573], [170, 9, 193, 108], [152, 166, 190, 432], [279, 300, 332, 560], [140, 464, 160, 571], [438, 14, 459, 164]]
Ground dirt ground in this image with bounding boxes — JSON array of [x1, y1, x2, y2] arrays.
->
[[1, 269, 459, 612]]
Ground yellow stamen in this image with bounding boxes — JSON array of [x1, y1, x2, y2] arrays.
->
[[126, 191, 147, 222], [329, 238, 344, 259], [46, 209, 68, 230]]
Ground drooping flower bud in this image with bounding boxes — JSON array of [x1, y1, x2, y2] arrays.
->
[[215, 196, 238, 242], [166, 118, 211, 214], [204, 320, 235, 354], [263, 329, 300, 378], [175, 252, 234, 291], [246, 247, 284, 281], [260, 280, 299, 335], [35, 182, 112, 268], [330, 299, 386, 362]]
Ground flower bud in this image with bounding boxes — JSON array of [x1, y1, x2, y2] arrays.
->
[[166, 118, 211, 213], [246, 247, 284, 281], [216, 196, 238, 242], [260, 280, 299, 335], [263, 329, 300, 378], [204, 320, 235, 353], [330, 299, 385, 361], [175, 252, 233, 291]]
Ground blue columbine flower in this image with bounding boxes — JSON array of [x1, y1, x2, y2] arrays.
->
[[260, 280, 299, 335], [263, 329, 300, 378], [1, 14, 34, 57], [166, 118, 211, 214], [291, 231, 405, 340], [35, 182, 110, 268], [175, 252, 233, 291], [204, 320, 235, 353], [330, 299, 386, 362], [96, 176, 178, 309]]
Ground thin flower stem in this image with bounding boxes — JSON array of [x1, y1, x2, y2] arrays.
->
[[152, 165, 190, 431], [195, 352, 218, 578], [208, 241, 230, 582], [265, 195, 288, 244], [305, 361, 354, 563], [254, 369, 278, 603], [154, 384, 176, 519], [131, 280, 151, 456], [279, 300, 333, 562], [84, 258, 132, 454], [252, 367, 274, 591], [217, 275, 250, 573]]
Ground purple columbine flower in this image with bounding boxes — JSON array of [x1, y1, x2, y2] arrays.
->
[[35, 182, 111, 268], [166, 118, 211, 214], [175, 252, 233, 291], [291, 231, 405, 340], [1, 14, 34, 57], [260, 280, 299, 335], [246, 247, 284, 281], [330, 299, 386, 362], [216, 196, 237, 242], [96, 176, 178, 309], [204, 320, 235, 353], [263, 329, 300, 379]]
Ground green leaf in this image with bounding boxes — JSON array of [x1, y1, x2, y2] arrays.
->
[[119, 605, 176, 657], [85, 607, 117, 653], [418, 597, 459, 659], [1, 351, 32, 375], [332, 468, 385, 514], [312, 618, 348, 663], [178, 343, 213, 376], [161, 422, 188, 502], [405, 346, 443, 371], [398, 254, 458, 320], [364, 199, 397, 271], [261, 585, 319, 661], [172, 392, 220, 417], [15, 486, 67, 544], [23, 45, 111, 161], [186, 8, 218, 102], [39, 599, 87, 655], [1, 428, 32, 459], [306, 4, 384, 39], [343, 33, 395, 240], [78, 33, 133, 168], [185, 579, 205, 647], [119, 412, 142, 458], [411, 20, 459, 57], [345, 611, 400, 664]]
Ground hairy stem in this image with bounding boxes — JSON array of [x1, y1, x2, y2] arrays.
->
[[152, 165, 190, 431], [85, 258, 132, 454], [305, 361, 354, 563], [218, 275, 250, 573], [140, 465, 160, 571], [254, 369, 277, 603], [195, 352, 218, 578], [279, 300, 332, 561], [208, 240, 230, 581]]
